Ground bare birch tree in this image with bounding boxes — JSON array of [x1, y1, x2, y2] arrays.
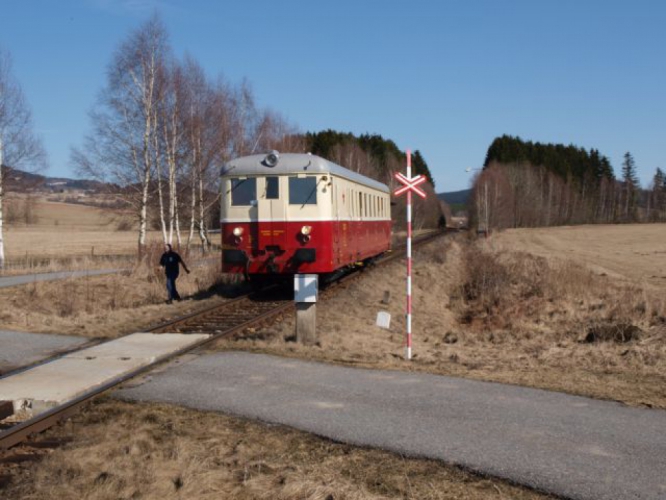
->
[[159, 61, 185, 245], [0, 48, 46, 270], [72, 15, 169, 256]]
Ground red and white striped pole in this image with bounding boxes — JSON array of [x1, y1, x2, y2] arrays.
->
[[405, 150, 413, 360], [393, 150, 426, 361]]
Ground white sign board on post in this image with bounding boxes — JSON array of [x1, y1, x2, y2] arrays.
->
[[294, 274, 318, 303], [294, 274, 318, 345]]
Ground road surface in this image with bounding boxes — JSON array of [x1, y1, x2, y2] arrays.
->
[[118, 351, 666, 500]]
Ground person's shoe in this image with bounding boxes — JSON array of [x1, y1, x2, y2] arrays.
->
[[166, 299, 173, 304]]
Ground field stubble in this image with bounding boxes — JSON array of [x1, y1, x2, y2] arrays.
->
[[2, 224, 664, 499], [2, 399, 551, 500], [0, 245, 237, 338], [213, 228, 666, 409]]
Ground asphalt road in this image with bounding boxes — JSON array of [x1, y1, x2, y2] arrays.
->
[[0, 269, 122, 289], [0, 330, 87, 373], [118, 352, 666, 500]]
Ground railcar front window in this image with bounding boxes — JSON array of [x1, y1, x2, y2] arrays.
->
[[266, 176, 279, 199], [289, 176, 317, 205], [230, 178, 256, 206]]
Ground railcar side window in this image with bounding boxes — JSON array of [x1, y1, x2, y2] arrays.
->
[[266, 176, 279, 199], [289, 176, 317, 205], [230, 178, 256, 206]]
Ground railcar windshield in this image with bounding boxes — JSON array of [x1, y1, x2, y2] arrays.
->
[[289, 176, 317, 205], [230, 178, 256, 206], [266, 176, 279, 199]]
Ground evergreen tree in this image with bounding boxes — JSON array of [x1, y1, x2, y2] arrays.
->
[[621, 152, 639, 220], [484, 135, 614, 183], [411, 150, 434, 187], [651, 167, 665, 220]]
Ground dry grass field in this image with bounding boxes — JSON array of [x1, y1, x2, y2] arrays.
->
[[2, 399, 552, 500], [210, 225, 666, 409], [491, 224, 666, 289], [0, 253, 236, 338], [3, 200, 162, 259], [2, 222, 664, 498]]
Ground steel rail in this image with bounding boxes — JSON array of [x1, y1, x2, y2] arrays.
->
[[0, 230, 446, 449]]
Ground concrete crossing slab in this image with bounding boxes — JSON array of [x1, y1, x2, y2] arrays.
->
[[118, 352, 666, 500], [64, 333, 208, 362], [0, 333, 209, 416]]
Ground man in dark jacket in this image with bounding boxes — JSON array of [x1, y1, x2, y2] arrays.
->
[[159, 244, 190, 304]]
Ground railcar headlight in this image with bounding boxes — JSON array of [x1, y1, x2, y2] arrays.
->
[[264, 150, 280, 167], [233, 227, 244, 237], [300, 225, 312, 236]]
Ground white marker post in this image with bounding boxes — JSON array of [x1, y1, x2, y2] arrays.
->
[[294, 274, 318, 345], [393, 150, 427, 360]]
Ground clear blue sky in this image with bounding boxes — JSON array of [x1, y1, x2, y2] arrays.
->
[[2, 0, 665, 192]]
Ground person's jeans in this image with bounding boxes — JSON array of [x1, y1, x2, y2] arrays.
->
[[166, 274, 180, 301]]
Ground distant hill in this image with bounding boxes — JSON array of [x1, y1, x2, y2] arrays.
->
[[437, 189, 471, 205], [2, 166, 109, 193]]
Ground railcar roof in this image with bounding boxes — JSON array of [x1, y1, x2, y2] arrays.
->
[[221, 153, 390, 193]]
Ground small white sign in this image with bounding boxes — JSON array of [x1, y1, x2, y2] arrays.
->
[[294, 274, 318, 303], [376, 311, 391, 329]]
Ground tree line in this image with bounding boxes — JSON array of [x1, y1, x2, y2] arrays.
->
[[71, 16, 446, 251], [0, 14, 447, 269], [471, 135, 666, 230], [0, 48, 47, 269], [301, 130, 446, 230], [72, 15, 298, 256]]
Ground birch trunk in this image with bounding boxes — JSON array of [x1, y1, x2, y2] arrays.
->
[[168, 140, 176, 244], [162, 107, 178, 244], [198, 172, 209, 251], [156, 150, 167, 243], [138, 175, 150, 256], [174, 185, 182, 247], [187, 120, 198, 248], [155, 120, 167, 243], [187, 171, 196, 248], [0, 139, 4, 270]]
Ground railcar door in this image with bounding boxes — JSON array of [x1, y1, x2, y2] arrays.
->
[[257, 176, 287, 263]]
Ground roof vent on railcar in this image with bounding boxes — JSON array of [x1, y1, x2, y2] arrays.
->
[[263, 150, 280, 167]]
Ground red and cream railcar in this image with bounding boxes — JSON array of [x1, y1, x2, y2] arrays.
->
[[220, 151, 391, 279]]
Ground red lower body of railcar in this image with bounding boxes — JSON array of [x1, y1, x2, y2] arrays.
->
[[221, 220, 391, 276]]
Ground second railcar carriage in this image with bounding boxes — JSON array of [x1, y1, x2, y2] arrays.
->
[[220, 151, 391, 280]]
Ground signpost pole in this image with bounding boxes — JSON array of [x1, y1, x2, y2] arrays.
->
[[393, 150, 427, 361], [405, 151, 413, 360]]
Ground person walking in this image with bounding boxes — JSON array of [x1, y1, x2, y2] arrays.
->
[[159, 244, 190, 304]]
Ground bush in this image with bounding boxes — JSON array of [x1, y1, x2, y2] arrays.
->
[[460, 246, 511, 312]]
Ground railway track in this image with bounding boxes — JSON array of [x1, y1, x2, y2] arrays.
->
[[0, 230, 446, 451]]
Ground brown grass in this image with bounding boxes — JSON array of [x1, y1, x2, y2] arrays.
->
[[3, 199, 218, 261], [1, 398, 551, 500], [0, 253, 240, 339], [4, 225, 164, 259], [2, 224, 664, 498], [490, 224, 666, 289], [209, 230, 666, 409]]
